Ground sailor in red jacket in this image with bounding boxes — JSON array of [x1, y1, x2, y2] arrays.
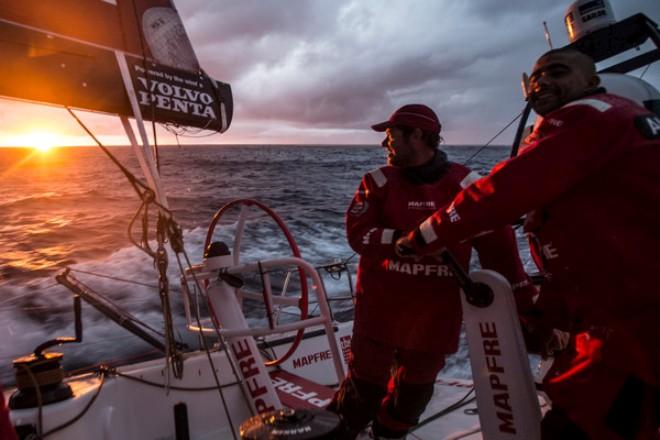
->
[[328, 104, 535, 440], [0, 388, 17, 440], [396, 49, 660, 439]]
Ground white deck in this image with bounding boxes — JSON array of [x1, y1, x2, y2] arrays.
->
[[5, 327, 549, 439], [409, 378, 549, 440]]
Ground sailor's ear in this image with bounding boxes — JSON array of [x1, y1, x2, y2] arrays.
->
[[589, 74, 601, 88]]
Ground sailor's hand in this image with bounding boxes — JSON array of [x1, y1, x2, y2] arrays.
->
[[544, 329, 570, 358], [395, 236, 416, 258], [520, 315, 570, 359]]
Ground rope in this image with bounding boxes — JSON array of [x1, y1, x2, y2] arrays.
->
[[155, 215, 183, 382], [410, 386, 476, 432], [62, 349, 162, 377], [42, 370, 107, 438], [12, 362, 243, 437], [66, 108, 158, 206], [110, 367, 239, 392], [68, 268, 159, 289], [463, 111, 523, 166], [19, 364, 43, 438], [639, 62, 653, 79]]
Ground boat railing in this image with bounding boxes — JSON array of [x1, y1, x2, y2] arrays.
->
[[180, 257, 355, 333], [183, 255, 346, 381]]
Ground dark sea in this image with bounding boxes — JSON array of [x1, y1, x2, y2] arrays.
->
[[0, 144, 535, 385]]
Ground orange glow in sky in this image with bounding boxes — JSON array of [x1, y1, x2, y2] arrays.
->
[[0, 131, 65, 179], [5, 131, 60, 151]]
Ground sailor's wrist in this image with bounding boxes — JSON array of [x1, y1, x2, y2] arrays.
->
[[410, 228, 427, 249], [512, 278, 531, 290]]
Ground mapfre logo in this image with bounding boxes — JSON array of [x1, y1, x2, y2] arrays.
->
[[635, 114, 660, 139], [408, 201, 436, 210]]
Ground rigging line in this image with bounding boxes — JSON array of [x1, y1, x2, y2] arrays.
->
[[0, 37, 94, 60], [155, 216, 183, 382], [411, 387, 476, 431], [68, 268, 159, 289], [65, 107, 172, 215], [110, 368, 239, 391], [639, 62, 653, 79], [69, 275, 168, 338], [343, 252, 358, 264], [63, 349, 163, 377], [127, 199, 156, 257], [153, 119, 161, 173], [42, 282, 60, 290], [463, 111, 523, 166], [66, 107, 144, 196]]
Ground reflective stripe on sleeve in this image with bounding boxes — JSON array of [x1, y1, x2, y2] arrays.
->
[[419, 217, 438, 243], [564, 98, 612, 113], [459, 171, 481, 189], [381, 229, 395, 244], [368, 168, 387, 188]]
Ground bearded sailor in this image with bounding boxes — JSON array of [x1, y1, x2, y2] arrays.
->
[[328, 104, 536, 439]]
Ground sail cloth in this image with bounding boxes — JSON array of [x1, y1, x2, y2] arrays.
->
[[0, 0, 232, 132]]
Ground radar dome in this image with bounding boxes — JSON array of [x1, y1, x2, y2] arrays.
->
[[564, 0, 616, 43]]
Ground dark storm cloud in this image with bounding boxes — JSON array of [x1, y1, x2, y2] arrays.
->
[[175, 0, 660, 144], [179, 1, 342, 79]]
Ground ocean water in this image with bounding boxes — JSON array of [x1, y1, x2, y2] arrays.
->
[[0, 144, 532, 385]]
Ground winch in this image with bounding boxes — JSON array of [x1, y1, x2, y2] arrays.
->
[[240, 408, 341, 440], [9, 295, 82, 410]]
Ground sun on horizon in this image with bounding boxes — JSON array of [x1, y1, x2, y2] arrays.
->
[[34, 144, 54, 153], [1, 131, 62, 152]]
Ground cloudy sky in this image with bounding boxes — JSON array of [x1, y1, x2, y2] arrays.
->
[[1, 0, 658, 147]]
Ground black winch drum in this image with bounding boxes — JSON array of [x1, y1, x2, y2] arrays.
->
[[240, 408, 341, 440]]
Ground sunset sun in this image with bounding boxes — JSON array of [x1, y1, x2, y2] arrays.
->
[[34, 144, 53, 153], [16, 132, 60, 152]]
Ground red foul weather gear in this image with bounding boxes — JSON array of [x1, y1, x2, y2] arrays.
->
[[347, 159, 534, 355], [330, 152, 534, 438], [405, 93, 660, 439]]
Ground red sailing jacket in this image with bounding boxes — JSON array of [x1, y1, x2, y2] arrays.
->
[[407, 93, 660, 384], [0, 388, 17, 440], [347, 161, 533, 354]]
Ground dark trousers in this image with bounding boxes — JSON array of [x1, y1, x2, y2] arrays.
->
[[327, 333, 446, 439]]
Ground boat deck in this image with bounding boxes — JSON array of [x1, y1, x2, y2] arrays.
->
[[407, 377, 549, 440]]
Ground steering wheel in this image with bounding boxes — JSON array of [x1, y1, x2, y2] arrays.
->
[[205, 199, 309, 367]]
